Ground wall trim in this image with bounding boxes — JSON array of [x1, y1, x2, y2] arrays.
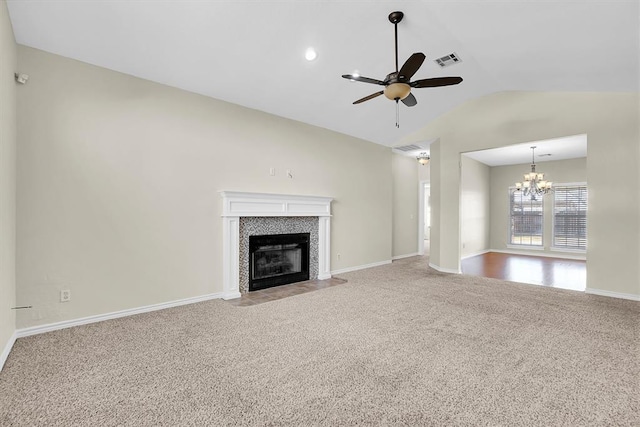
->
[[331, 260, 391, 276], [585, 288, 640, 301], [429, 263, 461, 274], [1, 331, 17, 372], [16, 292, 224, 338], [392, 252, 420, 260], [491, 249, 586, 261], [461, 249, 491, 260]]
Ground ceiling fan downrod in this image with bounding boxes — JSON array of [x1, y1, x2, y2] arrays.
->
[[389, 11, 404, 128], [389, 11, 404, 72]]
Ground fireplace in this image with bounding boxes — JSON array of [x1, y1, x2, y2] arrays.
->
[[220, 191, 332, 299], [249, 233, 310, 291]]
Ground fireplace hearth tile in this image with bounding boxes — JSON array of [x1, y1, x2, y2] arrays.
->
[[224, 277, 347, 307]]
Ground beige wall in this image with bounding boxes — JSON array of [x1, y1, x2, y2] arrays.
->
[[16, 46, 393, 328], [0, 0, 17, 362], [490, 157, 587, 256], [460, 155, 490, 258], [400, 91, 640, 297], [392, 154, 419, 258]]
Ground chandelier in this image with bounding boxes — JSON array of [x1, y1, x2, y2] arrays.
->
[[515, 146, 553, 195], [417, 152, 430, 165]]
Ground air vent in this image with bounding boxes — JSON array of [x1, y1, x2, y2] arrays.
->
[[394, 144, 423, 152], [434, 52, 462, 68]]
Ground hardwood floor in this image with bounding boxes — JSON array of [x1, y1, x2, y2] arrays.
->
[[461, 252, 586, 291]]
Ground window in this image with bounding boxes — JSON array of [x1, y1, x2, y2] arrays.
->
[[553, 184, 587, 250], [509, 188, 543, 246]]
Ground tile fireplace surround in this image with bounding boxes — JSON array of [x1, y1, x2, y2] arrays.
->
[[220, 191, 333, 299]]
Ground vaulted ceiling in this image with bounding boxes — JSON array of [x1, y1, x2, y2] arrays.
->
[[6, 1, 639, 147]]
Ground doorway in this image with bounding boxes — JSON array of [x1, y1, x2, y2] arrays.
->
[[418, 181, 430, 256]]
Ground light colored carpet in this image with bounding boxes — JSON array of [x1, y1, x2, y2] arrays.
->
[[1, 256, 639, 426]]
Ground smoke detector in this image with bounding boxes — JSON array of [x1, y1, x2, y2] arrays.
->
[[14, 73, 29, 84]]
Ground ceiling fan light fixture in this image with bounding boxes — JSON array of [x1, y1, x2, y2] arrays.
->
[[384, 83, 411, 100]]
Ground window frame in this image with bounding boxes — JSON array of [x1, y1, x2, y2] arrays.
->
[[507, 186, 545, 248], [551, 182, 587, 253]]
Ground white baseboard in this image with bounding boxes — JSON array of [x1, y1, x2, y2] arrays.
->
[[16, 292, 224, 338], [331, 260, 392, 276], [461, 249, 490, 260], [491, 249, 586, 261], [1, 331, 17, 372], [392, 252, 420, 260], [222, 291, 241, 300], [585, 288, 640, 301], [429, 263, 461, 274]]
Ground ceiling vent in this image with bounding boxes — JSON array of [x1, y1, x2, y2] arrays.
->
[[394, 144, 423, 152], [434, 52, 461, 68]]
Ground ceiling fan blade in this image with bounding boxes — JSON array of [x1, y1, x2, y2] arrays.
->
[[342, 74, 386, 85], [401, 92, 417, 107], [353, 91, 384, 104], [398, 53, 426, 80], [411, 76, 463, 88]]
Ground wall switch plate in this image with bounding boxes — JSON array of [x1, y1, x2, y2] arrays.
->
[[269, 167, 275, 176], [286, 169, 293, 179], [60, 289, 71, 302]]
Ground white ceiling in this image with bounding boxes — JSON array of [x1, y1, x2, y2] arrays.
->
[[463, 134, 587, 167], [6, 1, 639, 148]]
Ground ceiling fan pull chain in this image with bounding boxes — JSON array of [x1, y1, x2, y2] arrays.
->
[[396, 100, 400, 128]]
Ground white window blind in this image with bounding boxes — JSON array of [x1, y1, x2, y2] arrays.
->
[[509, 188, 543, 246], [553, 184, 587, 250]]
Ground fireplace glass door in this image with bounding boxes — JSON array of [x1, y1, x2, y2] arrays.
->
[[249, 233, 310, 291]]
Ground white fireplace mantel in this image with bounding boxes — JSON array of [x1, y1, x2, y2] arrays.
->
[[220, 191, 333, 299]]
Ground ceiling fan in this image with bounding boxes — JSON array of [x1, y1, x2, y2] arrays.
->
[[342, 11, 463, 125]]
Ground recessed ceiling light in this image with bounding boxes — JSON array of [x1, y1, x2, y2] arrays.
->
[[305, 47, 317, 61]]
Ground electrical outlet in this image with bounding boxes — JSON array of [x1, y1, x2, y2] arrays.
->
[[60, 289, 71, 302]]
